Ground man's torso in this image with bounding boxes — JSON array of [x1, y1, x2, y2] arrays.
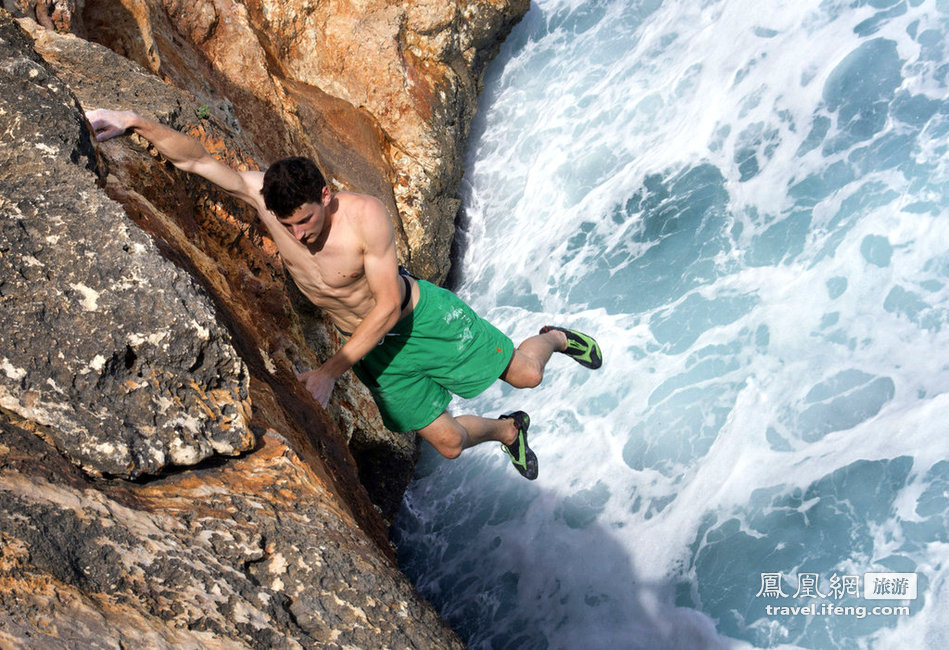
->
[[251, 190, 410, 333]]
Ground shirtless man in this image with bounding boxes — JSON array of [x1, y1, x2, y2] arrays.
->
[[86, 109, 602, 480]]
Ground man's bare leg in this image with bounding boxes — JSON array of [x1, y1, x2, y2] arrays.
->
[[417, 411, 517, 459], [501, 329, 568, 389], [418, 410, 537, 479], [415, 329, 569, 458]]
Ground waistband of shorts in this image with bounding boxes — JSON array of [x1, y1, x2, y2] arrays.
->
[[389, 277, 432, 336], [337, 275, 432, 340]]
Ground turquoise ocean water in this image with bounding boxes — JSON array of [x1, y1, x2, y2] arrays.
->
[[392, 1, 949, 648]]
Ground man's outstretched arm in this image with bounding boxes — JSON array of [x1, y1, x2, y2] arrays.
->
[[85, 108, 262, 207]]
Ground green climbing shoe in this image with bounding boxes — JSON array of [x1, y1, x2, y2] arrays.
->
[[540, 325, 603, 369], [500, 411, 537, 480]]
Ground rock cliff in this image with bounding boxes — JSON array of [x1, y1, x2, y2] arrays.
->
[[0, 0, 527, 646]]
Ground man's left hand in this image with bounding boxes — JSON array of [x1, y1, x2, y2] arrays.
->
[[297, 367, 337, 408]]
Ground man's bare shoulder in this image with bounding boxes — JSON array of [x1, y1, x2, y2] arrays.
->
[[336, 192, 387, 217], [335, 192, 391, 234], [241, 169, 265, 189]]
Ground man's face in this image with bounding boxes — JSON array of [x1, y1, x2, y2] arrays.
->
[[279, 201, 325, 245]]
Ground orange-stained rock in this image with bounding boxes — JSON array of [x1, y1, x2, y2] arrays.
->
[[3, 0, 84, 32], [78, 0, 529, 281], [22, 14, 407, 529]]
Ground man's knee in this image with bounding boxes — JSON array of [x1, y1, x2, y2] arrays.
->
[[519, 366, 543, 388], [434, 441, 464, 460], [419, 415, 466, 459], [503, 357, 544, 389]]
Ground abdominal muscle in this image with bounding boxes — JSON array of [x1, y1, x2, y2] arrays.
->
[[289, 265, 418, 335], [261, 199, 417, 335]]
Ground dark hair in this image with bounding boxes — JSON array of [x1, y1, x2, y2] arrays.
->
[[261, 157, 326, 218]]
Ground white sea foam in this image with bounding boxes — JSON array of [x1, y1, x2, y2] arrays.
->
[[394, 0, 949, 648]]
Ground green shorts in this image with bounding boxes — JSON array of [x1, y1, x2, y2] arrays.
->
[[351, 280, 514, 432]]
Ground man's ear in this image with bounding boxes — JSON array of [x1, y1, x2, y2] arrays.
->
[[321, 185, 332, 204]]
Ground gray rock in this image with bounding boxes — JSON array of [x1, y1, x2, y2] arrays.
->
[[0, 417, 464, 648], [0, 12, 252, 478]]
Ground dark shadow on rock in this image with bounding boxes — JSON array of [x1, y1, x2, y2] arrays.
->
[[445, 201, 470, 292], [284, 269, 420, 524]]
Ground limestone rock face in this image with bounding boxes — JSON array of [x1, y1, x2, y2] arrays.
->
[[0, 12, 252, 478], [0, 10, 458, 645], [0, 419, 464, 648], [0, 0, 528, 643], [78, 0, 530, 282], [1, 0, 84, 32], [241, 0, 530, 280]]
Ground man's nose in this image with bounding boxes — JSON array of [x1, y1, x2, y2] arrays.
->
[[293, 225, 306, 239]]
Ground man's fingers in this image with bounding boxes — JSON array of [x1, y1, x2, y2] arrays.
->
[[291, 367, 332, 408], [84, 110, 108, 132], [86, 120, 114, 140], [93, 126, 123, 142], [305, 383, 331, 409], [84, 109, 127, 142]]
